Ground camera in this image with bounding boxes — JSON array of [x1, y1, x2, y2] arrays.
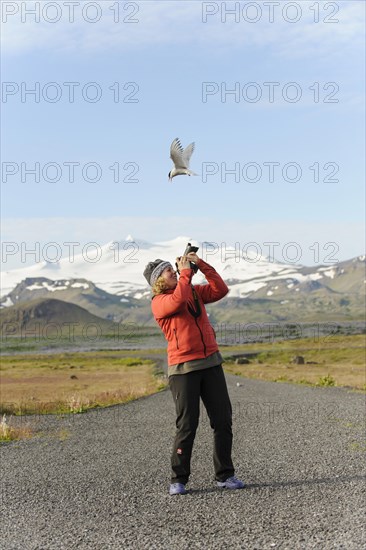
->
[[175, 242, 199, 274]]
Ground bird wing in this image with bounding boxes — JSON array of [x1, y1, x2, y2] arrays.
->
[[170, 138, 187, 169], [183, 142, 195, 168]]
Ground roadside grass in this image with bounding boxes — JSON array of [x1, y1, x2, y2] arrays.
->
[[0, 351, 168, 421], [0, 414, 33, 442], [1, 334, 364, 440], [222, 334, 366, 390]]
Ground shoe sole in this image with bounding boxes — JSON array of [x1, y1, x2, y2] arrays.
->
[[217, 483, 244, 490]]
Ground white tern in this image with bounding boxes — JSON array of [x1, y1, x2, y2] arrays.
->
[[168, 137, 198, 181]]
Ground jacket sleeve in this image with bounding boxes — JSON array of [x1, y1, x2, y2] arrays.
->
[[194, 259, 229, 304], [151, 269, 193, 319]]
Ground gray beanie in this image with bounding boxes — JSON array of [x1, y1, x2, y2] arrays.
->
[[143, 259, 173, 287]]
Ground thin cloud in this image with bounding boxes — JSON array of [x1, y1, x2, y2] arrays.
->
[[2, 1, 363, 59]]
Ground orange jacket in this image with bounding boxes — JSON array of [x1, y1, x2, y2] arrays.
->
[[151, 259, 229, 366]]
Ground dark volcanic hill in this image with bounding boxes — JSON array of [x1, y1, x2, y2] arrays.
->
[[0, 297, 117, 337]]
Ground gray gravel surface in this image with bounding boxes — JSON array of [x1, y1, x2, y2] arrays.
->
[[1, 374, 365, 550]]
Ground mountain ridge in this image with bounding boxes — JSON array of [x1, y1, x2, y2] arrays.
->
[[1, 236, 364, 323], [2, 235, 365, 299], [0, 297, 117, 337]]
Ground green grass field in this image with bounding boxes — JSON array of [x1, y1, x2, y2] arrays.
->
[[0, 351, 166, 416], [222, 333, 365, 389], [1, 334, 364, 418], [0, 333, 364, 441]]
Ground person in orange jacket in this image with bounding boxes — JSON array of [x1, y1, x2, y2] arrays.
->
[[143, 252, 244, 495]]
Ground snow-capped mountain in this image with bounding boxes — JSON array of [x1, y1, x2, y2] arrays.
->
[[1, 236, 365, 305]]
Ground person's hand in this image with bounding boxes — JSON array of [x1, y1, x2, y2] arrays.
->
[[176, 256, 191, 272], [186, 252, 200, 264]]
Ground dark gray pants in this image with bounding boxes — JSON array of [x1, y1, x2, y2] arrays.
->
[[168, 365, 234, 484]]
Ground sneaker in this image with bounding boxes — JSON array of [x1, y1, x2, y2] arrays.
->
[[217, 476, 245, 490], [169, 483, 187, 495]]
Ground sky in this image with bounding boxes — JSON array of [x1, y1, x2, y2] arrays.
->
[[1, 0, 365, 271]]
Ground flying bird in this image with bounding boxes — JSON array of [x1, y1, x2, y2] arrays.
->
[[168, 137, 198, 181]]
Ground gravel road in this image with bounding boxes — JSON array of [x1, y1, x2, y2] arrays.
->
[[1, 374, 365, 550]]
